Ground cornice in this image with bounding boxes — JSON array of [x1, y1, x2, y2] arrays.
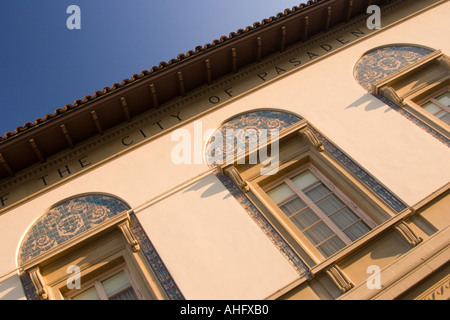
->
[[0, 0, 401, 182], [0, 0, 438, 214]]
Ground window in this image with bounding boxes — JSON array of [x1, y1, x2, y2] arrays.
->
[[67, 266, 142, 300], [265, 166, 372, 258], [418, 89, 450, 124], [21, 216, 165, 300], [210, 113, 395, 266], [18, 195, 176, 300]]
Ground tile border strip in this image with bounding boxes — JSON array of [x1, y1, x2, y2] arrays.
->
[[310, 126, 409, 213], [129, 212, 185, 300]]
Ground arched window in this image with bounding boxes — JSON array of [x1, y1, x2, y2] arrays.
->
[[18, 194, 183, 300], [354, 44, 450, 145], [205, 110, 404, 275]]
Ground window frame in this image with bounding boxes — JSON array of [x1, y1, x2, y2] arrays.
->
[[222, 120, 395, 265], [415, 86, 450, 124], [263, 163, 376, 261]]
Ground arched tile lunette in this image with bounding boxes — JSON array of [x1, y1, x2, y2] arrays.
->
[[353, 45, 434, 91], [205, 110, 303, 167]]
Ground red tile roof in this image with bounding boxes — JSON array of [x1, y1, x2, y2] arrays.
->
[[0, 0, 395, 180], [0, 0, 325, 141]]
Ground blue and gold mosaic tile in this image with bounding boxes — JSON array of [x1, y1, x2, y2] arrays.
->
[[353, 45, 433, 91], [19, 194, 130, 264], [205, 110, 303, 166]]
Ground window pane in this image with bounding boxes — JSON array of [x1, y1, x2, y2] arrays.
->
[[436, 91, 450, 107], [438, 112, 450, 124], [71, 286, 100, 300], [435, 110, 450, 124], [317, 236, 346, 257], [304, 182, 331, 202], [290, 208, 320, 230], [108, 287, 138, 300], [315, 194, 345, 215], [279, 196, 307, 217], [422, 101, 441, 114], [101, 271, 132, 297], [291, 170, 319, 190], [267, 183, 294, 203], [343, 221, 371, 241], [303, 221, 335, 246], [329, 207, 359, 230]]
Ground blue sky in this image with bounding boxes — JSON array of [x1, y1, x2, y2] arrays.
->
[[0, 0, 303, 135]]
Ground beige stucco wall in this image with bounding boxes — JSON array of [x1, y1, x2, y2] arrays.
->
[[134, 173, 300, 299], [0, 0, 449, 299]]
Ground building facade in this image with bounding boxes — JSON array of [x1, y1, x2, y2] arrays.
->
[[0, 0, 448, 300]]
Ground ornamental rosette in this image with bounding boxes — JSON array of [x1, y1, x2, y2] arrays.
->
[[89, 206, 110, 225], [377, 57, 402, 71], [30, 234, 57, 253], [402, 51, 419, 62], [56, 214, 84, 237], [42, 209, 63, 228]]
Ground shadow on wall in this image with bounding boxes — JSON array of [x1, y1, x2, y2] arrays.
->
[[369, 230, 413, 261], [0, 275, 26, 300], [183, 173, 233, 200], [346, 92, 394, 113]]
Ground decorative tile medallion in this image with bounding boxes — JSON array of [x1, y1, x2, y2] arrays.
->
[[353, 45, 433, 91], [205, 111, 303, 166], [18, 194, 184, 300]]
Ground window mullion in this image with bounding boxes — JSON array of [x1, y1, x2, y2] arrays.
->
[[94, 281, 109, 300], [311, 192, 334, 205], [341, 219, 363, 232], [314, 234, 340, 248], [124, 267, 144, 300], [440, 104, 450, 114], [430, 98, 450, 113], [327, 205, 348, 218], [299, 219, 323, 232], [285, 179, 352, 245], [286, 206, 311, 218], [276, 194, 298, 206]]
